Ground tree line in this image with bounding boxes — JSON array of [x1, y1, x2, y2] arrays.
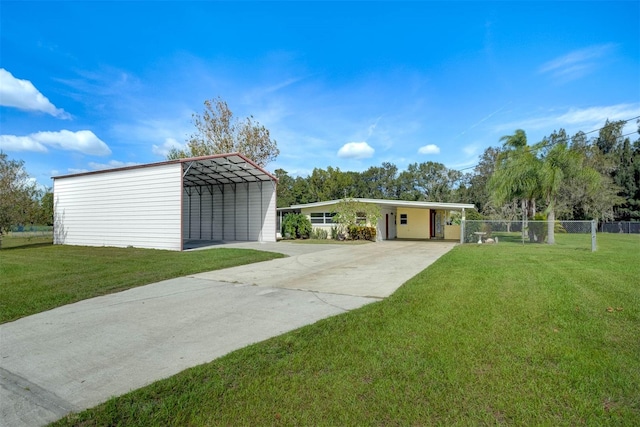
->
[[2, 100, 638, 247], [276, 119, 640, 224], [0, 153, 53, 242], [168, 97, 640, 222]]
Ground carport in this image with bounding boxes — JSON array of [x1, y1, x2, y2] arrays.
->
[[181, 154, 278, 249], [53, 153, 277, 251]]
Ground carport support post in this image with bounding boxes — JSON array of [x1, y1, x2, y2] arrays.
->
[[196, 186, 202, 240], [207, 185, 214, 240], [187, 187, 192, 239], [258, 181, 263, 242], [460, 208, 465, 244], [246, 182, 250, 240], [220, 185, 225, 240], [232, 184, 237, 241]]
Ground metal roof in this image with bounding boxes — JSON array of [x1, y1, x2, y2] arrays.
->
[[181, 153, 276, 187], [287, 198, 475, 211], [52, 153, 277, 186]]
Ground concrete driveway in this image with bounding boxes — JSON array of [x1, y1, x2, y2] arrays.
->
[[193, 240, 456, 297], [0, 240, 455, 427]]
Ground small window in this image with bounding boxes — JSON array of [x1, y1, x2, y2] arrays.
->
[[310, 213, 324, 224], [356, 212, 366, 225], [400, 214, 408, 225], [325, 212, 336, 224], [310, 212, 335, 224]]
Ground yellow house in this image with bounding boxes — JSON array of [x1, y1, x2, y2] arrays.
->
[[278, 198, 475, 241]]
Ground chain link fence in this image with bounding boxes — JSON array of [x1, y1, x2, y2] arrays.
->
[[461, 220, 597, 251], [599, 221, 640, 234], [8, 225, 54, 238]]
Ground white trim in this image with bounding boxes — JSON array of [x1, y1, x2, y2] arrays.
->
[[289, 198, 475, 211]]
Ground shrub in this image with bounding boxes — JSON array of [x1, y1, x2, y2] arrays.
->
[[347, 225, 376, 241], [310, 228, 329, 240], [332, 199, 381, 236], [330, 226, 339, 240], [463, 209, 485, 242], [282, 213, 312, 239]]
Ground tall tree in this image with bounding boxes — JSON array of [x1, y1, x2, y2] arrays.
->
[[612, 136, 640, 220], [274, 169, 296, 208], [537, 139, 599, 244], [169, 97, 279, 167], [398, 162, 460, 202], [490, 129, 602, 243], [360, 162, 399, 199], [489, 130, 541, 224], [0, 153, 41, 247], [39, 190, 54, 226], [595, 119, 625, 155], [468, 146, 502, 213]]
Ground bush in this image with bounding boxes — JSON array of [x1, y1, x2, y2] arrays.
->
[[282, 213, 312, 239], [330, 226, 339, 240], [347, 225, 376, 241], [310, 228, 329, 240], [463, 209, 485, 242]]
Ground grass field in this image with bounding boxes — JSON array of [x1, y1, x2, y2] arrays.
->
[[0, 237, 284, 324], [50, 233, 640, 426]]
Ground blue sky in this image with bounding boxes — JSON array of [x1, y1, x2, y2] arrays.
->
[[1, 1, 639, 188]]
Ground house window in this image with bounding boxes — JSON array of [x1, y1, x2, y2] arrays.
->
[[310, 213, 324, 224], [400, 214, 408, 225], [356, 212, 366, 225], [310, 212, 335, 224]]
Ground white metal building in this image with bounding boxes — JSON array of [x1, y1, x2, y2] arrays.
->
[[53, 153, 277, 251]]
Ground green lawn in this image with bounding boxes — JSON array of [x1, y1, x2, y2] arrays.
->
[[51, 233, 640, 426], [0, 237, 284, 324]]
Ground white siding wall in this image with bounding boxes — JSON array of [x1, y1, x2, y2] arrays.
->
[[53, 164, 182, 251], [259, 182, 277, 242], [379, 207, 397, 240], [182, 181, 276, 243]]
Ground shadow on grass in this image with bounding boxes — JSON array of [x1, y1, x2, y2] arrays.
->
[[1, 240, 53, 251], [491, 232, 527, 244]]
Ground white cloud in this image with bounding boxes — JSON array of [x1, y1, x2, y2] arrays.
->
[[494, 103, 640, 134], [88, 160, 139, 171], [539, 44, 615, 81], [337, 141, 375, 159], [152, 137, 187, 157], [418, 144, 440, 155], [0, 130, 111, 156], [462, 144, 479, 156], [0, 135, 48, 152], [556, 105, 639, 125], [0, 68, 71, 119], [67, 168, 89, 174]]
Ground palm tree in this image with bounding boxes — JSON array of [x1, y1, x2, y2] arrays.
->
[[489, 130, 541, 241], [538, 141, 600, 244], [491, 130, 601, 244]]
